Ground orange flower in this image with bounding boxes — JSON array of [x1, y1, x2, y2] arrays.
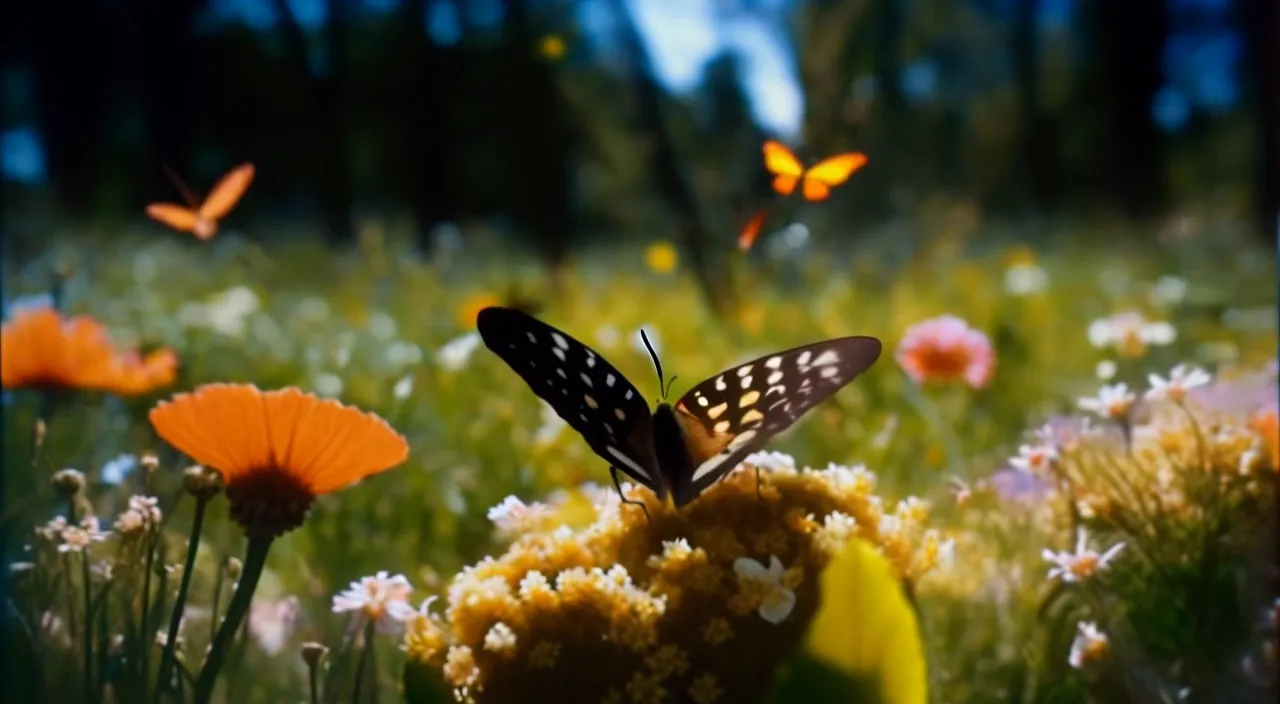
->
[[108, 349, 181, 396], [149, 384, 409, 538], [1, 306, 177, 395], [895, 315, 996, 389], [1249, 402, 1278, 468]]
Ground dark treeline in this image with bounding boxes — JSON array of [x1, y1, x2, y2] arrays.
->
[[1, 0, 1275, 261]]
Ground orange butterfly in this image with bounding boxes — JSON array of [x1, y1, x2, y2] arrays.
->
[[146, 163, 255, 241], [738, 141, 867, 251]]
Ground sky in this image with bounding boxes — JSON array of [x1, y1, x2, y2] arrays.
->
[[1, 0, 1247, 184]]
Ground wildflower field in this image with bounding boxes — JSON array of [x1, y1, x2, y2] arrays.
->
[[1, 220, 1277, 704]]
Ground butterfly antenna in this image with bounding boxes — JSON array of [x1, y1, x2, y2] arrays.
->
[[160, 162, 198, 208], [640, 330, 667, 400], [663, 375, 679, 400], [610, 466, 651, 525]]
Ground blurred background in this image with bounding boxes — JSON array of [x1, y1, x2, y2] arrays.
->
[[1, 0, 1275, 269]]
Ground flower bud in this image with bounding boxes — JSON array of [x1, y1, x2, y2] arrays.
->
[[301, 641, 329, 669], [51, 469, 85, 498], [183, 465, 223, 500], [140, 453, 160, 473]]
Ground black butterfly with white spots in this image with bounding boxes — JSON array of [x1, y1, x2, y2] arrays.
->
[[477, 307, 882, 510]]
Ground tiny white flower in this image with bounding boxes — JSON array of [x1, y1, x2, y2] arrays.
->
[[368, 312, 398, 341], [58, 517, 110, 553], [1145, 364, 1212, 404], [1009, 443, 1059, 477], [1068, 621, 1110, 668], [733, 555, 796, 624], [1042, 528, 1125, 583], [486, 496, 553, 538], [1095, 359, 1117, 381], [332, 571, 415, 633], [1087, 311, 1176, 355], [1148, 275, 1188, 307], [312, 372, 344, 398], [393, 375, 414, 401], [437, 331, 482, 371], [595, 324, 621, 350], [1077, 383, 1136, 420], [744, 451, 796, 472], [482, 622, 518, 654], [1003, 263, 1049, 296]]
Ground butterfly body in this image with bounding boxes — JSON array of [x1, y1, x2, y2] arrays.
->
[[477, 306, 883, 508], [147, 162, 255, 241]]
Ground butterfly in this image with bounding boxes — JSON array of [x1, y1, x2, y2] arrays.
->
[[476, 306, 883, 514], [738, 140, 867, 251], [146, 163, 255, 241]]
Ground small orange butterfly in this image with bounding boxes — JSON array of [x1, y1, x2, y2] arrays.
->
[[738, 141, 867, 251], [146, 163, 255, 241]]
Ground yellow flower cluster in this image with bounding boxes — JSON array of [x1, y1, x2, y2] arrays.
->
[[404, 455, 948, 703]]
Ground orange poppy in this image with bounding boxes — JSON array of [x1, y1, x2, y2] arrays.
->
[[148, 384, 410, 538], [1, 306, 177, 395], [146, 163, 255, 241], [107, 349, 181, 396]]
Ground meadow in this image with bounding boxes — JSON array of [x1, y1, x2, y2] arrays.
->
[[1, 217, 1277, 704]]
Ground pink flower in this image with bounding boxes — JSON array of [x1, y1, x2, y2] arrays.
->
[[895, 315, 996, 389]]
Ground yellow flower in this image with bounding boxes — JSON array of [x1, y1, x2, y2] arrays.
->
[[403, 455, 942, 703], [538, 34, 567, 60], [644, 241, 678, 275], [457, 293, 501, 329], [805, 539, 928, 704]]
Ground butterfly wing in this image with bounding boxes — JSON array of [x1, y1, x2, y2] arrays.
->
[[737, 207, 771, 252], [146, 203, 199, 233], [669, 336, 883, 506], [763, 140, 805, 197], [800, 152, 867, 202], [198, 163, 255, 221], [476, 307, 665, 497]]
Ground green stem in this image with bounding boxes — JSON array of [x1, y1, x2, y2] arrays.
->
[[901, 378, 966, 475], [351, 620, 376, 703], [209, 560, 224, 644], [81, 553, 94, 703], [154, 497, 208, 701], [309, 659, 321, 704], [193, 537, 272, 703], [138, 527, 159, 686]]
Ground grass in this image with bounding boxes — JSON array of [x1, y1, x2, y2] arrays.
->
[[2, 220, 1277, 703]]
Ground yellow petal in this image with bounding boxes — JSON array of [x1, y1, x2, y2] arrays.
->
[[805, 539, 928, 704]]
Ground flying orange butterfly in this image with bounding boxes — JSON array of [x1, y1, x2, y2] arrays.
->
[[738, 141, 867, 251], [146, 163, 255, 241]]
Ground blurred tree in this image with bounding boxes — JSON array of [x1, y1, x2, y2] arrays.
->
[[131, 0, 206, 190], [1090, 0, 1168, 221], [1012, 0, 1060, 215], [499, 0, 576, 287], [391, 0, 460, 250], [1239, 0, 1277, 243], [611, 0, 734, 315], [797, 0, 874, 154], [21, 2, 112, 217], [271, 0, 354, 245], [697, 52, 770, 227]]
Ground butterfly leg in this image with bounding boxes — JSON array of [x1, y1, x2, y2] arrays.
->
[[609, 465, 651, 525], [754, 465, 765, 503]]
